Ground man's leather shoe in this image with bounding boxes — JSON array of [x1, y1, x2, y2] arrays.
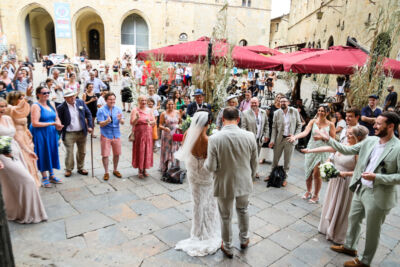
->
[[103, 173, 109, 181], [113, 170, 122, 178], [240, 239, 250, 249], [77, 169, 88, 175], [65, 170, 72, 177], [344, 258, 369, 267], [330, 245, 357, 257], [220, 242, 233, 259]]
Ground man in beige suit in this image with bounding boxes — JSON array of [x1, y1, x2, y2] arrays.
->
[[241, 97, 269, 152], [204, 107, 258, 258], [241, 97, 269, 179], [269, 97, 302, 182]]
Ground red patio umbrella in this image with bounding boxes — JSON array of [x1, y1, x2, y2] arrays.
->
[[268, 46, 368, 75], [136, 37, 281, 70], [243, 45, 283, 56], [383, 58, 400, 79]]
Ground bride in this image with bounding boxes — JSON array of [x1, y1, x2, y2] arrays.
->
[[174, 109, 221, 257]]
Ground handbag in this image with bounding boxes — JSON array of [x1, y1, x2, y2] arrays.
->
[[172, 128, 184, 142]]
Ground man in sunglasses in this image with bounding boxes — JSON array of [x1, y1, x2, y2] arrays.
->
[[241, 97, 269, 179]]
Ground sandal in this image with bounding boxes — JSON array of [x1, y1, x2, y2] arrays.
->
[[41, 177, 52, 188], [49, 172, 63, 184], [138, 170, 144, 179], [309, 197, 319, 204], [143, 171, 149, 177], [302, 192, 312, 200]]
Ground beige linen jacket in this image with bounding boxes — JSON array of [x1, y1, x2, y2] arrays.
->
[[241, 108, 269, 147], [204, 124, 258, 198], [270, 107, 302, 146]]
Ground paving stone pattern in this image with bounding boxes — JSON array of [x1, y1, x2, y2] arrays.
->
[[9, 79, 400, 266]]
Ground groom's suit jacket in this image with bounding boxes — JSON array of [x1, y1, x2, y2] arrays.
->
[[204, 124, 258, 198], [328, 135, 400, 210]]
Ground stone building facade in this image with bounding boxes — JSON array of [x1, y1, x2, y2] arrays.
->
[[0, 0, 271, 62], [269, 14, 289, 50], [286, 0, 400, 58]]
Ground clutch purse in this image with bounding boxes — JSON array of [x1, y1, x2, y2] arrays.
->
[[172, 129, 183, 142]]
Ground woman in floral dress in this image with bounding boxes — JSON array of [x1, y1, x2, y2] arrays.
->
[[159, 99, 181, 172]]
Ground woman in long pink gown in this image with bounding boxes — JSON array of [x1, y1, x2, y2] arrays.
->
[[131, 95, 156, 178]]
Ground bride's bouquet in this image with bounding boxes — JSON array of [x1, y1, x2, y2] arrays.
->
[[179, 116, 217, 136], [0, 136, 12, 155], [319, 162, 340, 182]]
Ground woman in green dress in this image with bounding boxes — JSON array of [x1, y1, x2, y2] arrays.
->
[[289, 105, 335, 203]]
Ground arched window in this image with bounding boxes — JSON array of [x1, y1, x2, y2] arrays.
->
[[121, 14, 149, 52], [239, 39, 248, 46]]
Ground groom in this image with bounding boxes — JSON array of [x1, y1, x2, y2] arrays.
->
[[204, 107, 258, 258], [316, 112, 400, 267]]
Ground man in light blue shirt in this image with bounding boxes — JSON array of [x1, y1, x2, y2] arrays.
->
[[97, 92, 124, 181], [87, 71, 107, 96]]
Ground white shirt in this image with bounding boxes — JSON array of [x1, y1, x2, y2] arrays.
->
[[66, 102, 83, 132], [52, 77, 65, 103], [97, 96, 106, 108], [176, 68, 184, 79], [283, 110, 290, 136], [134, 65, 142, 79], [185, 66, 192, 76], [362, 142, 386, 188]]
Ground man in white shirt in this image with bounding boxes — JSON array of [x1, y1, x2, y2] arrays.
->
[[175, 64, 184, 85], [268, 97, 302, 184], [57, 89, 93, 177], [317, 112, 400, 267]]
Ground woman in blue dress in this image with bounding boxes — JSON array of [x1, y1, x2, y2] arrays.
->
[[288, 105, 336, 204], [30, 86, 64, 187]]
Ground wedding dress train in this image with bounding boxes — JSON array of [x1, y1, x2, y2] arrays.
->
[[175, 154, 221, 257]]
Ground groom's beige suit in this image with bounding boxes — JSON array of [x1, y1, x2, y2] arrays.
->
[[204, 124, 258, 254]]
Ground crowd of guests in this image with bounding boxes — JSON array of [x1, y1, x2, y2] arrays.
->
[[1, 53, 400, 267]]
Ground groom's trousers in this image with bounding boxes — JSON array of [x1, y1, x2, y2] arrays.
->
[[217, 195, 250, 254], [344, 186, 390, 265]]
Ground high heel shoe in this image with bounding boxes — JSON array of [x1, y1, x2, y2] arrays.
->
[[302, 192, 312, 200]]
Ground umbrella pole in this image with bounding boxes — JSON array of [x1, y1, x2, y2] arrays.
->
[[91, 134, 94, 178]]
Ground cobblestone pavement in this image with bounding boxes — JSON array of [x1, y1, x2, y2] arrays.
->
[[9, 67, 399, 266], [9, 115, 400, 267]]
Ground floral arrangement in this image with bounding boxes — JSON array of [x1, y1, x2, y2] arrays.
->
[[319, 162, 340, 182], [179, 116, 217, 136], [0, 136, 12, 155], [179, 116, 192, 133]]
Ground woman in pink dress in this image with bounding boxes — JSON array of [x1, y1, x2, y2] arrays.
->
[[159, 99, 181, 172], [131, 95, 156, 178]]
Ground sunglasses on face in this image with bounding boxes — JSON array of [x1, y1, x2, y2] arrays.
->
[[41, 92, 50, 95]]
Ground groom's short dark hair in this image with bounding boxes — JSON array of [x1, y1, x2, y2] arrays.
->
[[223, 107, 239, 120]]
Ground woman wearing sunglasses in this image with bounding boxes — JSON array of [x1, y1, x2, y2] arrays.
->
[[30, 86, 64, 187]]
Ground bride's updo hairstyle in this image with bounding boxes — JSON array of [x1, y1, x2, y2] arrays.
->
[[222, 107, 239, 121], [195, 108, 212, 126], [351, 125, 369, 142]]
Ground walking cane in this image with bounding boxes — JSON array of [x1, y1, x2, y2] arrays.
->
[[91, 133, 94, 178]]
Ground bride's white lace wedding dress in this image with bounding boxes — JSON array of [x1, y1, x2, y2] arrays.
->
[[175, 154, 221, 256]]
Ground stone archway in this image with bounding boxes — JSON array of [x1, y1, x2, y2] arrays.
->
[[74, 7, 105, 60], [20, 5, 56, 61]]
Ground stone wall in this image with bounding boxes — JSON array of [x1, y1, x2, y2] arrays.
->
[[0, 0, 271, 62]]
